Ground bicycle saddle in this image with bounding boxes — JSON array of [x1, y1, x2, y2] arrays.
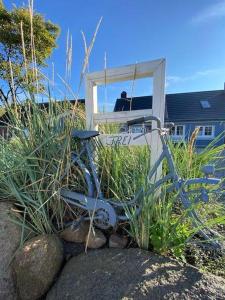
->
[[71, 130, 100, 140]]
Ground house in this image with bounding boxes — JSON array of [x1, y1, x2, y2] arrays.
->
[[114, 89, 225, 148]]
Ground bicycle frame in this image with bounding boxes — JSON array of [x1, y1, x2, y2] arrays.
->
[[61, 118, 223, 247], [133, 125, 222, 248], [145, 129, 220, 196]]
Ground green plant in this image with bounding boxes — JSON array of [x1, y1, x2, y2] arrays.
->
[[98, 130, 225, 258], [0, 5, 102, 238], [127, 189, 193, 258], [0, 1, 60, 103], [0, 100, 85, 234], [98, 144, 150, 199]]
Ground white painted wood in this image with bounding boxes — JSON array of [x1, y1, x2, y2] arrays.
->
[[85, 58, 166, 182], [94, 109, 152, 124], [86, 59, 163, 85], [151, 59, 166, 179], [85, 81, 98, 130], [99, 133, 152, 146]]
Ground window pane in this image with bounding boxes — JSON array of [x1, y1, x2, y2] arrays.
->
[[200, 100, 211, 108], [132, 125, 142, 133], [198, 126, 203, 136], [146, 125, 152, 132], [205, 126, 212, 136], [176, 126, 183, 136], [170, 126, 175, 135]]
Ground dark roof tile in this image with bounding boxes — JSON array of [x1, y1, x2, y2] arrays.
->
[[114, 90, 225, 122]]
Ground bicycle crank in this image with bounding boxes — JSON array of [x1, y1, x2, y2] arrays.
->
[[60, 189, 117, 229]]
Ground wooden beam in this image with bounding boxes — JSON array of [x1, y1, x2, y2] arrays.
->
[[150, 58, 166, 178], [85, 81, 98, 130], [94, 109, 153, 124], [86, 59, 164, 85]]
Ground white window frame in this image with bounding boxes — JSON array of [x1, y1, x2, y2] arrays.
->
[[170, 125, 185, 139], [195, 125, 215, 139], [85, 59, 166, 181]]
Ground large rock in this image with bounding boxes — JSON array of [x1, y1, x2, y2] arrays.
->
[[47, 248, 225, 300], [60, 221, 90, 243], [109, 233, 128, 248], [0, 202, 21, 300], [62, 240, 85, 261], [85, 228, 106, 249], [13, 234, 63, 300]]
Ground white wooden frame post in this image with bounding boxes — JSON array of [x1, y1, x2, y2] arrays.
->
[[85, 58, 166, 180]]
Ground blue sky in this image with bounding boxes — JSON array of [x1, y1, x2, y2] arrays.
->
[[4, 0, 225, 110]]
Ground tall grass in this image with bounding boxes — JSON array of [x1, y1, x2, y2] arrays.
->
[[0, 3, 102, 238], [98, 145, 150, 199], [127, 190, 194, 257], [97, 132, 225, 257], [0, 101, 85, 234], [1, 104, 224, 255], [0, 2, 224, 258]]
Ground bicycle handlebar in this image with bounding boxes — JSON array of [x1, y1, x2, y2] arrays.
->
[[127, 116, 162, 128]]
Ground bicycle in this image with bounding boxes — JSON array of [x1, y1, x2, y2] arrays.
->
[[60, 115, 224, 248]]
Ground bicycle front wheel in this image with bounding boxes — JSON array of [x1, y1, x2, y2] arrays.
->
[[61, 153, 95, 222]]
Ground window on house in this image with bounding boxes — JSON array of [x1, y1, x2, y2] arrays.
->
[[131, 124, 147, 133], [122, 124, 152, 134], [200, 100, 211, 108], [131, 125, 143, 133], [205, 126, 213, 136], [170, 125, 185, 137], [195, 125, 214, 138]]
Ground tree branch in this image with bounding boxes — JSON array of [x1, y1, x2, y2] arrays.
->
[[0, 87, 8, 104]]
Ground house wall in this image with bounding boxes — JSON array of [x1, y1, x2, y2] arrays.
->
[[121, 120, 225, 149], [172, 121, 225, 148]]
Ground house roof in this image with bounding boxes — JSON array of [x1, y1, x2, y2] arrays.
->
[[114, 90, 225, 122]]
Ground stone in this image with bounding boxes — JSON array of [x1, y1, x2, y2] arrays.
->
[[0, 202, 21, 300], [86, 228, 106, 249], [62, 240, 85, 260], [47, 248, 225, 300], [23, 227, 36, 241], [60, 221, 90, 243], [109, 233, 128, 248], [13, 234, 63, 300]]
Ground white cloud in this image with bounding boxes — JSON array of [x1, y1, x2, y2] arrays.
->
[[192, 0, 225, 24], [166, 68, 222, 87]]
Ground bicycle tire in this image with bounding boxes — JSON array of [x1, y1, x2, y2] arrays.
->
[[180, 186, 225, 250]]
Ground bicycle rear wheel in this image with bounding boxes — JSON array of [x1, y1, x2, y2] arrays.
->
[[180, 187, 225, 250]]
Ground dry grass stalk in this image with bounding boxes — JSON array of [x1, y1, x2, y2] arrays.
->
[[8, 59, 17, 110], [28, 0, 39, 94], [188, 127, 200, 168], [20, 21, 29, 85], [78, 16, 103, 95], [103, 51, 107, 110], [66, 29, 73, 81], [129, 62, 137, 111], [81, 31, 89, 72]]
